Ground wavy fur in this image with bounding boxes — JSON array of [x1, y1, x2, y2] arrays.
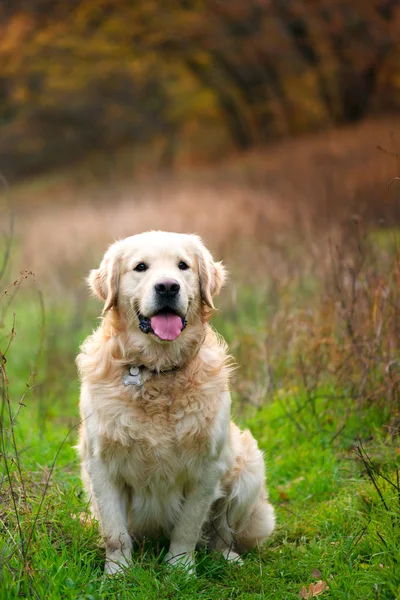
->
[[77, 231, 275, 574]]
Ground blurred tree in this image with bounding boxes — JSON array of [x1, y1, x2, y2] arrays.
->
[[0, 0, 400, 178]]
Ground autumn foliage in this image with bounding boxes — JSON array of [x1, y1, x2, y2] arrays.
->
[[1, 0, 400, 177]]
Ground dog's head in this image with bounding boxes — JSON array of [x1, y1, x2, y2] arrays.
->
[[88, 231, 226, 342]]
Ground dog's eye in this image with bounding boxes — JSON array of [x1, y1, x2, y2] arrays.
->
[[178, 261, 189, 270], [134, 263, 148, 272]]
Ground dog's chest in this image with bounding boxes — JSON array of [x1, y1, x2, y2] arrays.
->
[[98, 379, 219, 486]]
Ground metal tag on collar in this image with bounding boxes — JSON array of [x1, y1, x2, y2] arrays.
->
[[123, 366, 143, 387]]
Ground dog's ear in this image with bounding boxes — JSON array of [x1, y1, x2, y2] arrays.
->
[[196, 239, 227, 309], [87, 253, 120, 313]]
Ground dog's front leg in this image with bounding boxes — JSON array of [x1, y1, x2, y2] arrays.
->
[[165, 465, 221, 574], [85, 458, 132, 575]]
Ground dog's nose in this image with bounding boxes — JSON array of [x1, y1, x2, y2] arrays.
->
[[154, 279, 180, 297]]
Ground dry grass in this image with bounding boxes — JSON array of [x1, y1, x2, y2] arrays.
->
[[3, 115, 398, 426], [2, 118, 400, 425], [2, 120, 400, 432], [1, 117, 399, 291]]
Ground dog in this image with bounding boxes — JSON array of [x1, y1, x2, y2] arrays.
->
[[77, 231, 275, 574]]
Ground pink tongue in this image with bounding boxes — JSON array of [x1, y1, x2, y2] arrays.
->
[[150, 313, 183, 341]]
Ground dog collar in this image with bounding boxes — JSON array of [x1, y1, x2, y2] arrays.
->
[[123, 364, 180, 387]]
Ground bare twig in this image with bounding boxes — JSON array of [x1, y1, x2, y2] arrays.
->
[[356, 442, 389, 513], [24, 419, 83, 560]]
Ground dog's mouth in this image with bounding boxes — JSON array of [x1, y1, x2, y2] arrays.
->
[[138, 307, 187, 341]]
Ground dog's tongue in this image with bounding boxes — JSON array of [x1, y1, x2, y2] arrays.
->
[[150, 313, 183, 341]]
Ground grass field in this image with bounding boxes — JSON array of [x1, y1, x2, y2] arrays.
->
[[1, 119, 400, 599]]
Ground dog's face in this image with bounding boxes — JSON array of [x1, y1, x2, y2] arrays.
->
[[88, 232, 226, 342]]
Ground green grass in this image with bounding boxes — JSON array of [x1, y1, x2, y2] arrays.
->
[[1, 282, 400, 600]]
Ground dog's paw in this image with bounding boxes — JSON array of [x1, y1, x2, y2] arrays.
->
[[165, 550, 196, 576], [104, 551, 131, 575], [222, 548, 244, 565]]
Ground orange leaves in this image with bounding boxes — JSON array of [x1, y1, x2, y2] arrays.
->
[[299, 570, 329, 599], [299, 580, 329, 598]]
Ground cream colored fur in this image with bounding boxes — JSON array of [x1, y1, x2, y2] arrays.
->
[[77, 231, 275, 575]]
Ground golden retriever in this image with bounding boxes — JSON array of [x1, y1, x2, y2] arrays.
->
[[77, 231, 275, 574]]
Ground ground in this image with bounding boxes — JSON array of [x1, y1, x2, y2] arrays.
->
[[1, 119, 400, 599]]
